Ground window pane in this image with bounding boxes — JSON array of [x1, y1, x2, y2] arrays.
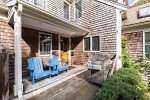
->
[[92, 36, 100, 51], [75, 0, 82, 19], [84, 37, 90, 51], [40, 34, 51, 55], [64, 2, 69, 20], [139, 6, 150, 17], [145, 32, 150, 59], [34, 0, 45, 9]]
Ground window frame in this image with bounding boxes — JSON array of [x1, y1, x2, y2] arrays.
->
[[75, 0, 83, 19], [32, 0, 47, 10], [84, 37, 91, 52], [83, 35, 100, 52], [38, 32, 52, 56], [143, 31, 150, 61], [63, 1, 70, 20], [92, 36, 100, 51]]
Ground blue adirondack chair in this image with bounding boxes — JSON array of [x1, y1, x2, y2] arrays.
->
[[49, 55, 69, 73], [27, 57, 58, 84]]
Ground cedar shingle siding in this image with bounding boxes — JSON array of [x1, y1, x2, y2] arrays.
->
[[124, 32, 143, 62], [0, 0, 118, 79]]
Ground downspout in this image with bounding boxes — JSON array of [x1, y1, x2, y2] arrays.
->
[[13, 2, 23, 100]]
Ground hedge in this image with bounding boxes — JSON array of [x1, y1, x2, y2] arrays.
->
[[95, 68, 148, 100]]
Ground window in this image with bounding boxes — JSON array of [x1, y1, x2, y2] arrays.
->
[[75, 0, 82, 19], [64, 2, 69, 20], [32, 0, 46, 9], [92, 36, 100, 51], [84, 37, 90, 51], [145, 32, 150, 59], [138, 6, 150, 18], [39, 33, 52, 55], [84, 36, 100, 52]]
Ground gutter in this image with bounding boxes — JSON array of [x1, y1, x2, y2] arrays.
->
[[122, 21, 150, 29]]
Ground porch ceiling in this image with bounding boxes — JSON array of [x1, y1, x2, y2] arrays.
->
[[20, 1, 90, 37]]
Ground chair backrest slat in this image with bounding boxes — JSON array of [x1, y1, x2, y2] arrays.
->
[[50, 55, 59, 65], [27, 57, 44, 75]]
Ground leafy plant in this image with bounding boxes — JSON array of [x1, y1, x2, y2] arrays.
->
[[95, 68, 148, 100], [122, 35, 133, 68]]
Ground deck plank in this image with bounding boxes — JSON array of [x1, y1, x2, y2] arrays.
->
[[27, 70, 99, 100], [24, 66, 87, 93]]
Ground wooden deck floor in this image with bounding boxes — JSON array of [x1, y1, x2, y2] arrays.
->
[[23, 66, 87, 94], [27, 70, 99, 100]]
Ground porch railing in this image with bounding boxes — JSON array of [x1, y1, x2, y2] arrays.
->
[[25, 0, 47, 9], [0, 52, 9, 100]]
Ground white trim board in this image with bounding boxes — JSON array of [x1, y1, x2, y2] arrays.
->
[[116, 8, 122, 69], [96, 0, 126, 10], [143, 31, 145, 58]]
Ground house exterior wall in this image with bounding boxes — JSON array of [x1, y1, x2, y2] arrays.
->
[[71, 36, 90, 65], [47, 0, 91, 29], [123, 32, 143, 62], [122, 2, 150, 27], [0, 0, 118, 79], [71, 0, 117, 65], [89, 1, 117, 55]]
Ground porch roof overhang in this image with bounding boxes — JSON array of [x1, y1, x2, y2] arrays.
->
[[9, 0, 90, 37], [122, 20, 150, 30]]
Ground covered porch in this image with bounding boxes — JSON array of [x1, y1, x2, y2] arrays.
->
[[8, 2, 89, 99]]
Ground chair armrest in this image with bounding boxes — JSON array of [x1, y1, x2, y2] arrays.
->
[[28, 67, 34, 71]]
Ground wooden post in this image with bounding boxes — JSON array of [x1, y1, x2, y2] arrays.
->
[[58, 35, 61, 62], [13, 3, 23, 99], [68, 37, 71, 66]]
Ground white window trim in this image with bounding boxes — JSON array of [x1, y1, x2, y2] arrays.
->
[[63, 0, 71, 21], [83, 35, 101, 52], [38, 32, 52, 56], [143, 31, 145, 58], [74, 0, 83, 20], [143, 30, 150, 61], [45, 0, 48, 11], [29, 0, 47, 10]]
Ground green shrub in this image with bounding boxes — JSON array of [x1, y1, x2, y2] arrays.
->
[[95, 68, 148, 100], [96, 81, 147, 100], [111, 68, 148, 92], [122, 35, 133, 68]]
